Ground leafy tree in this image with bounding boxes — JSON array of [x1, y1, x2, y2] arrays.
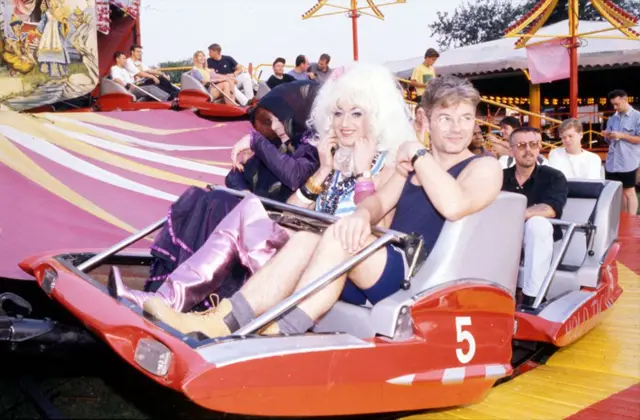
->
[[429, 0, 640, 50], [157, 58, 191, 84]]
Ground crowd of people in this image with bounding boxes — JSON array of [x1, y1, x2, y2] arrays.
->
[[103, 53, 639, 338]]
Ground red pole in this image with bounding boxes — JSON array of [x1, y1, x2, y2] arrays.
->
[[569, 38, 579, 118], [351, 10, 359, 61], [568, 0, 579, 118]]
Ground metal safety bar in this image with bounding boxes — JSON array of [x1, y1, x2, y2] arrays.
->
[[77, 218, 167, 272], [531, 219, 595, 309], [208, 185, 409, 242], [77, 186, 409, 273], [233, 232, 396, 336]]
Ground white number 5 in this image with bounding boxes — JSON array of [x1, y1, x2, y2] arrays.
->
[[455, 316, 476, 364]]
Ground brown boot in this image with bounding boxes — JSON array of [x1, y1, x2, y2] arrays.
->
[[144, 298, 233, 338]]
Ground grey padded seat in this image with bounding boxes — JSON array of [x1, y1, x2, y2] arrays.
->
[[314, 192, 527, 339], [180, 72, 224, 104], [516, 180, 622, 300], [100, 77, 136, 100]]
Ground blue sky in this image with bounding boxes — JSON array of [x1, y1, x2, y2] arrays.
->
[[139, 0, 464, 71]]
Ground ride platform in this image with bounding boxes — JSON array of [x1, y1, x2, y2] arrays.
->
[[406, 213, 640, 420]]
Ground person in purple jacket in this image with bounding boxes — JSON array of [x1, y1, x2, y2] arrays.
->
[[111, 81, 322, 305]]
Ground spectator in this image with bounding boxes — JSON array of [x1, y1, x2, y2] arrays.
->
[[409, 48, 439, 103], [469, 124, 495, 157], [548, 118, 603, 179], [266, 57, 295, 89], [207, 43, 254, 105], [307, 53, 332, 83], [487, 116, 520, 158], [603, 89, 640, 214], [501, 126, 568, 307], [125, 44, 179, 100], [288, 54, 310, 80]]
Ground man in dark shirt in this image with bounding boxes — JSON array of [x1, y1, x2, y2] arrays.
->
[[266, 57, 296, 90], [502, 126, 568, 306], [207, 43, 254, 105]]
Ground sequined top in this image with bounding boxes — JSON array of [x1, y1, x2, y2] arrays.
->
[[315, 151, 387, 217]]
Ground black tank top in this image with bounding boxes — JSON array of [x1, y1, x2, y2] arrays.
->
[[390, 155, 480, 252]]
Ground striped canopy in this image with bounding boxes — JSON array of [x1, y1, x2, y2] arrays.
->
[[0, 109, 250, 280]]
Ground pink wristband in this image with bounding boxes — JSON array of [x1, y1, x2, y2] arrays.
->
[[355, 180, 375, 193], [354, 190, 375, 205]]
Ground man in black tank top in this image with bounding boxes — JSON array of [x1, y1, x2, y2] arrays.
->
[[145, 74, 505, 339]]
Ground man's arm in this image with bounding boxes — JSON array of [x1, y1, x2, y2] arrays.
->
[[354, 172, 407, 225], [525, 171, 568, 220], [412, 153, 503, 221]]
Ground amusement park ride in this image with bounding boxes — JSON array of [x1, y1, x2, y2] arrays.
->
[[0, 0, 637, 418]]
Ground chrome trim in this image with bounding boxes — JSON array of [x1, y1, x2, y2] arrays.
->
[[234, 233, 396, 336], [537, 290, 596, 324], [77, 217, 166, 272], [196, 333, 374, 367]]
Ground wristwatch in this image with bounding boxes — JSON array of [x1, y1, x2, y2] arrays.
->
[[411, 148, 428, 166]]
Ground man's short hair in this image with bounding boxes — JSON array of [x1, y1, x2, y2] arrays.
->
[[273, 57, 286, 66], [295, 54, 307, 67], [420, 75, 480, 117], [130, 44, 142, 52], [509, 126, 541, 145], [608, 89, 628, 100], [425, 48, 440, 59], [208, 43, 222, 52], [559, 118, 583, 135], [113, 51, 126, 60], [319, 53, 331, 63], [500, 116, 521, 130]]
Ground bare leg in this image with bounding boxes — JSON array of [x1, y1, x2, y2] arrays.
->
[[240, 231, 321, 316], [623, 187, 638, 215], [293, 225, 388, 321]]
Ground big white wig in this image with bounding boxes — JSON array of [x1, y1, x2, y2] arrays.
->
[[307, 62, 415, 168]]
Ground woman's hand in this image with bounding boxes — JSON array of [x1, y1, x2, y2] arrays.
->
[[231, 134, 252, 170], [317, 135, 338, 171], [353, 137, 377, 175]]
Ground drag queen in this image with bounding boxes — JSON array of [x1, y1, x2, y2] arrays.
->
[[110, 63, 415, 313]]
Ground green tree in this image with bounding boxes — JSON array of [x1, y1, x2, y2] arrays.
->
[[428, 0, 640, 50], [157, 58, 192, 84]]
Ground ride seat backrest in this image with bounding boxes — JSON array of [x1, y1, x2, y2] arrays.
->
[[407, 191, 526, 295], [256, 81, 271, 100], [555, 181, 603, 269], [180, 72, 213, 101], [100, 77, 135, 100]]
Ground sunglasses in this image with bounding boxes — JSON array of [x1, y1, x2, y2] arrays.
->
[[513, 140, 541, 150]]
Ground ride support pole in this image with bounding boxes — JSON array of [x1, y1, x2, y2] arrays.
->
[[351, 10, 359, 61]]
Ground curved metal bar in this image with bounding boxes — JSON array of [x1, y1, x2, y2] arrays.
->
[[77, 218, 167, 272]]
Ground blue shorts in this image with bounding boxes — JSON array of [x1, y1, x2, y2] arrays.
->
[[340, 244, 406, 305]]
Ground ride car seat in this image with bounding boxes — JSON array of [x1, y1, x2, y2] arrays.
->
[[515, 179, 622, 300], [180, 72, 224, 104], [314, 191, 527, 339]]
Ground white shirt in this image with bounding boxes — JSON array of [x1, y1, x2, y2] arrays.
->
[[499, 154, 549, 169], [110, 65, 135, 85], [548, 148, 603, 180], [124, 58, 149, 79]]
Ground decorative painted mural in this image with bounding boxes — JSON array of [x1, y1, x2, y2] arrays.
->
[[0, 0, 98, 111]]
